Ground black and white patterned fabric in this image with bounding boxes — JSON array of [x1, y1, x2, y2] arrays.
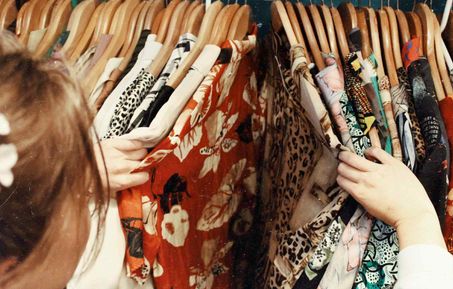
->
[[103, 69, 155, 139], [127, 33, 197, 131]]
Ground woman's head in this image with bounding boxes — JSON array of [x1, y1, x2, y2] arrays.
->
[[0, 31, 106, 288]]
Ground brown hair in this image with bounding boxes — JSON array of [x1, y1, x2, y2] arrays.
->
[[0, 31, 107, 288]]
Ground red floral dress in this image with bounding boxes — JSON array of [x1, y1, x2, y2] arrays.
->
[[118, 29, 264, 289]]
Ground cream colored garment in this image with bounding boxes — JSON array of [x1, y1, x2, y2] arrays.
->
[[27, 28, 47, 52], [89, 57, 124, 105]]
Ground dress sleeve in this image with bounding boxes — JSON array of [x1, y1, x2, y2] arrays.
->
[[395, 244, 453, 289]]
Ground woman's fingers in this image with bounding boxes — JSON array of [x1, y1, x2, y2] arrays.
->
[[337, 162, 364, 183], [123, 148, 148, 161], [364, 146, 396, 165], [338, 150, 380, 172], [337, 175, 364, 198], [111, 139, 145, 151]]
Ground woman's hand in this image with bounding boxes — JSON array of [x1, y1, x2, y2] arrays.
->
[[95, 139, 149, 193], [337, 147, 446, 250]]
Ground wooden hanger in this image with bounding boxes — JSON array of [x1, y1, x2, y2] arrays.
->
[[14, 1, 30, 39], [68, 2, 106, 63], [211, 3, 239, 45], [38, 0, 58, 29], [364, 7, 384, 76], [166, 0, 223, 89], [145, 0, 163, 30], [34, 0, 72, 58], [319, 1, 340, 65], [61, 0, 96, 56], [285, 2, 304, 45], [330, 5, 350, 61], [406, 11, 423, 55], [433, 12, 453, 96], [148, 0, 189, 77], [152, 8, 165, 34], [384, 5, 403, 69], [155, 0, 181, 43], [415, 2, 445, 101], [356, 6, 372, 58], [338, 2, 357, 36], [181, 0, 201, 33], [82, 0, 141, 94], [307, 1, 330, 54], [118, 1, 147, 58], [296, 2, 323, 68], [185, 3, 205, 36], [22, 0, 47, 40], [117, 0, 155, 73], [227, 4, 251, 41], [378, 9, 399, 87], [395, 8, 410, 46], [17, 0, 40, 43], [91, 0, 122, 47], [271, 1, 297, 46], [0, 0, 17, 30]]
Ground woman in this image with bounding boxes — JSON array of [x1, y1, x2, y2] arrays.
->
[[0, 31, 451, 289]]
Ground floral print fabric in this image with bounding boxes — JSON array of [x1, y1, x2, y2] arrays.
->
[[344, 53, 377, 136], [379, 76, 403, 160], [439, 97, 453, 253], [315, 55, 355, 152], [359, 54, 392, 153], [117, 34, 263, 289]]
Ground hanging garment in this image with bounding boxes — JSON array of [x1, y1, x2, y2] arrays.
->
[[73, 34, 113, 76], [103, 69, 156, 139], [117, 29, 151, 83], [47, 30, 70, 59], [397, 66, 425, 169], [292, 52, 373, 289], [358, 54, 392, 153], [117, 34, 263, 289], [391, 83, 416, 168], [344, 53, 376, 137], [315, 55, 355, 152], [404, 38, 450, 226], [300, 207, 371, 289], [439, 97, 453, 253], [353, 95, 416, 289], [93, 34, 162, 137], [27, 28, 47, 52], [121, 45, 221, 148], [397, 56, 426, 164], [89, 57, 124, 106], [128, 33, 198, 130], [255, 31, 346, 289], [297, 52, 374, 289]]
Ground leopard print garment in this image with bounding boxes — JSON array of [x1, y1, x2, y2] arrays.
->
[[397, 67, 426, 165], [103, 69, 155, 139], [255, 31, 321, 289]]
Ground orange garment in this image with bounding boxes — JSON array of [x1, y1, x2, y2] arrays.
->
[[118, 31, 263, 288], [439, 96, 453, 253]]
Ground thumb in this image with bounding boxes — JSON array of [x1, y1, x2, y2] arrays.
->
[[364, 146, 395, 165]]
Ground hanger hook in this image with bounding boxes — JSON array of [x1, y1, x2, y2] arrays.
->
[[330, 0, 334, 7], [396, 0, 399, 10], [368, 0, 371, 7]]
